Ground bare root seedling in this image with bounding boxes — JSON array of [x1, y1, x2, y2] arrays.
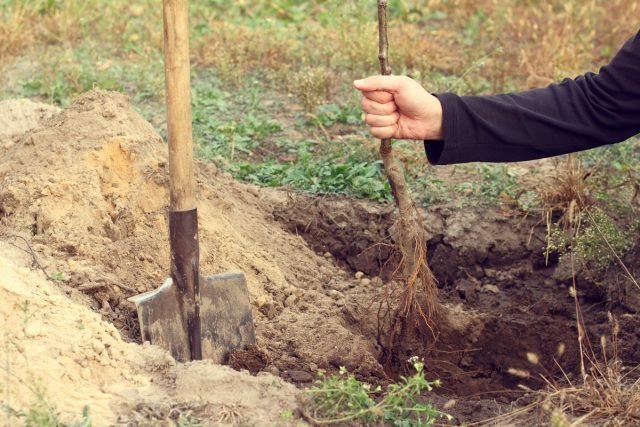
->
[[374, 0, 443, 369]]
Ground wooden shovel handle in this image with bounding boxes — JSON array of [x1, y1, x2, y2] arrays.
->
[[163, 0, 202, 361], [163, 0, 195, 212]]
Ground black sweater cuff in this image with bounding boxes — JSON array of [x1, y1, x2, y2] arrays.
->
[[424, 92, 462, 165]]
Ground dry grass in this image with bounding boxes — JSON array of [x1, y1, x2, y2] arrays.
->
[[3, 0, 638, 103], [538, 155, 592, 231], [0, 1, 162, 64], [542, 362, 640, 426], [0, 3, 39, 62], [189, 0, 639, 101], [193, 22, 297, 86], [479, 314, 640, 427]]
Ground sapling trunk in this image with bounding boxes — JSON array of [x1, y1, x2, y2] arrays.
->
[[376, 0, 440, 334]]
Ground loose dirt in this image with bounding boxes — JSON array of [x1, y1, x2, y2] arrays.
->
[[0, 99, 60, 147], [1, 91, 638, 425], [0, 241, 299, 426]]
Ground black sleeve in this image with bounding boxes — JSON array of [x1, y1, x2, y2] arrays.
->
[[425, 30, 640, 165]]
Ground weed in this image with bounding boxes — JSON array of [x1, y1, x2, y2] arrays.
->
[[478, 164, 521, 199], [196, 115, 281, 162], [289, 67, 332, 113], [454, 164, 522, 202], [413, 177, 449, 206], [1, 383, 91, 427], [279, 409, 293, 420], [581, 138, 640, 213], [232, 142, 392, 202], [302, 357, 449, 426], [49, 272, 67, 282], [310, 103, 362, 128], [177, 413, 201, 427], [549, 208, 635, 273]]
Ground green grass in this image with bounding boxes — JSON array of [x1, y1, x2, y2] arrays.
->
[[303, 357, 450, 426], [232, 143, 392, 202]]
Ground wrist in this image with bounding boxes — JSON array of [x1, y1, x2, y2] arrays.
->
[[425, 97, 443, 140]]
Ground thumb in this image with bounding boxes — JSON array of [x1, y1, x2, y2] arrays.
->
[[353, 75, 406, 92]]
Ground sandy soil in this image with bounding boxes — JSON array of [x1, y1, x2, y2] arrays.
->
[[0, 99, 59, 147], [0, 92, 309, 425], [0, 241, 300, 426], [1, 91, 638, 426]]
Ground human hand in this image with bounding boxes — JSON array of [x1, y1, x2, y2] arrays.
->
[[353, 75, 443, 140]]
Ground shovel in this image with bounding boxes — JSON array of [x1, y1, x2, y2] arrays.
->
[[129, 0, 255, 362]]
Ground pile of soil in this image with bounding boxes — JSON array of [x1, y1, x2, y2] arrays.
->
[[1, 91, 638, 424], [0, 241, 299, 425]]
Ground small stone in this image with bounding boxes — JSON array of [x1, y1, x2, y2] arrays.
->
[[284, 294, 298, 308], [309, 363, 318, 372], [330, 281, 347, 292], [288, 370, 313, 383], [456, 279, 480, 300], [260, 303, 277, 320], [355, 271, 365, 280], [323, 252, 332, 259], [481, 284, 501, 294], [484, 268, 497, 279], [336, 299, 346, 307], [99, 354, 110, 366], [91, 339, 105, 355], [255, 295, 271, 308], [443, 399, 457, 410], [24, 322, 42, 338], [265, 365, 280, 376], [328, 290, 343, 300], [360, 278, 371, 286], [372, 277, 383, 287]]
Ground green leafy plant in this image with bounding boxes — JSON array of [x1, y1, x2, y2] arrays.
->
[[548, 208, 635, 272], [177, 414, 201, 427], [280, 409, 294, 420], [49, 271, 67, 282], [303, 357, 450, 426], [310, 103, 362, 128], [232, 143, 392, 202], [1, 384, 91, 427]]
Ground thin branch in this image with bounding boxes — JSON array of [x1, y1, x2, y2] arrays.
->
[[2, 234, 54, 281]]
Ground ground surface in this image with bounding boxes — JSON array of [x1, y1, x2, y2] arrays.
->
[[0, 93, 638, 426]]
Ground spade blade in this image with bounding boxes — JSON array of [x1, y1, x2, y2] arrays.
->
[[200, 272, 256, 363], [129, 278, 191, 362], [129, 272, 255, 363]]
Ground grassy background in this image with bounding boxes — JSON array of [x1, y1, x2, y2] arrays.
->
[[1, 0, 638, 208]]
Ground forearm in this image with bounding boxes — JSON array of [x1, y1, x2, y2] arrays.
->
[[426, 30, 640, 165]]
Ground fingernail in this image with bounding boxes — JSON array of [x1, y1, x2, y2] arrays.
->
[[354, 79, 364, 85]]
